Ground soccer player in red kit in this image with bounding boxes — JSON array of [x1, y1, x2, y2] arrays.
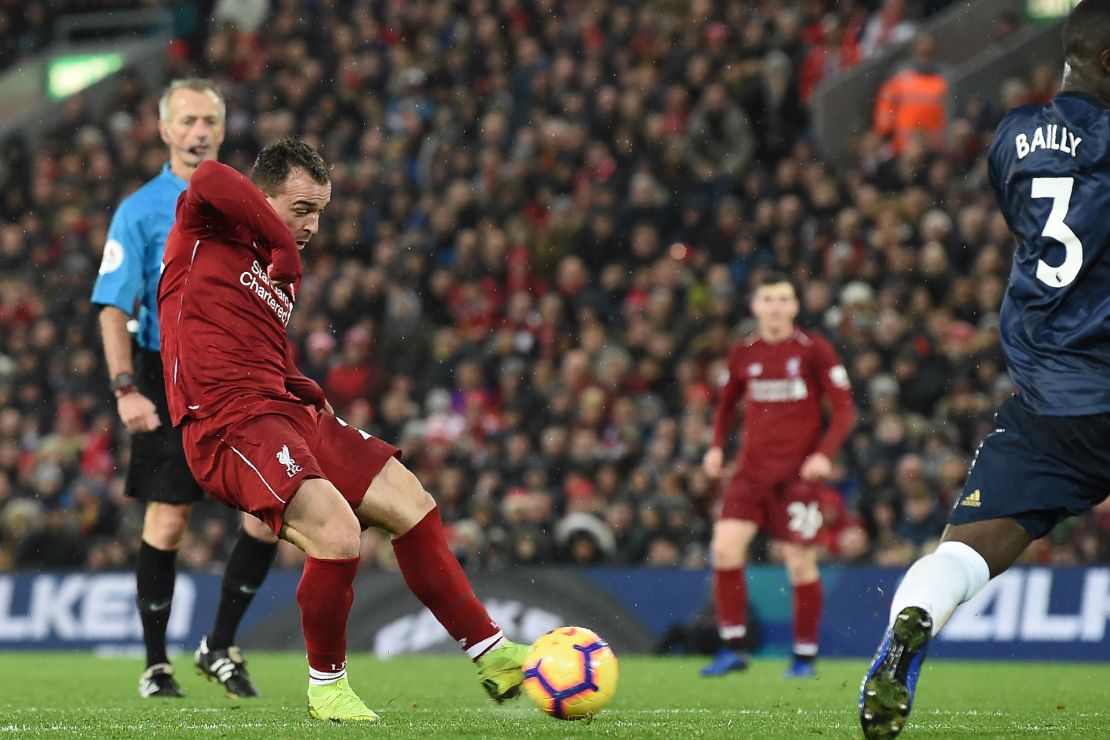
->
[[700, 272, 855, 679], [157, 139, 527, 721]]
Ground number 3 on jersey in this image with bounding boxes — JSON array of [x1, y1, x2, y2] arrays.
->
[[1032, 176, 1082, 288]]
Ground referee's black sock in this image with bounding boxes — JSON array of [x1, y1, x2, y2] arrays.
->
[[136, 540, 177, 668], [207, 531, 278, 651]]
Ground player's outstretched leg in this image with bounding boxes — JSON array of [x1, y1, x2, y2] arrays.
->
[[859, 606, 932, 740], [391, 504, 528, 702]]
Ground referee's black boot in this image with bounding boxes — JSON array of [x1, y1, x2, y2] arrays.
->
[[138, 663, 184, 698], [195, 636, 261, 698]]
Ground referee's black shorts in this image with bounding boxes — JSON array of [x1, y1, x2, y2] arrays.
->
[[124, 346, 205, 504]]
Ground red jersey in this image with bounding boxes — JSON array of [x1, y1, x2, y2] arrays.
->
[[158, 160, 324, 425], [711, 328, 855, 483]]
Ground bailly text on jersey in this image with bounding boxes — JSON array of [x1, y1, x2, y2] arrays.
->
[[1014, 124, 1082, 159]]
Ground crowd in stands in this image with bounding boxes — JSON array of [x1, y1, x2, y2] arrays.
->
[[4, 0, 1109, 575]]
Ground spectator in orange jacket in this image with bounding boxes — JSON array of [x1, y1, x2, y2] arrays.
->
[[873, 34, 947, 154]]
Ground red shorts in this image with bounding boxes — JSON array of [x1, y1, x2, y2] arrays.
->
[[718, 475, 826, 544], [181, 397, 401, 534]]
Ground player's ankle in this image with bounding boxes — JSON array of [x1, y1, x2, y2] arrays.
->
[[308, 667, 347, 686]]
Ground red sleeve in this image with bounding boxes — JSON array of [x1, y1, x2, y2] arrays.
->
[[812, 336, 856, 458], [711, 344, 747, 449], [185, 160, 302, 285], [284, 339, 326, 408]]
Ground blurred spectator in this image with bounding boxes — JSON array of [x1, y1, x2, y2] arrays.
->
[[213, 0, 271, 34], [685, 83, 757, 185], [860, 0, 918, 59], [798, 14, 861, 105], [873, 34, 948, 154]]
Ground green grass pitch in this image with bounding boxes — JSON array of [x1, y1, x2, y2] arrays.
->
[[0, 652, 1106, 738]]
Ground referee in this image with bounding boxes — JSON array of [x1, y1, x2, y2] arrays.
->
[[91, 79, 278, 698]]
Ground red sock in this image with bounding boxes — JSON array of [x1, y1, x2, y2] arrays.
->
[[297, 555, 358, 680], [715, 567, 748, 643], [793, 579, 822, 657], [392, 507, 501, 659]]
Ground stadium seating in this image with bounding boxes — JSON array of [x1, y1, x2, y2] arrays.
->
[[2, 0, 1107, 574]]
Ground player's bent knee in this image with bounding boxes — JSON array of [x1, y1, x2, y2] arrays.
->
[[710, 533, 745, 568], [711, 520, 753, 569], [781, 544, 819, 584], [143, 501, 191, 551], [282, 478, 361, 559], [357, 457, 436, 535]]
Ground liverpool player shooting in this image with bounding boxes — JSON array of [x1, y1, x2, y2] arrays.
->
[[701, 272, 855, 679], [157, 139, 527, 722]]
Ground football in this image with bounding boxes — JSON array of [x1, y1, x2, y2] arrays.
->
[[522, 626, 619, 719]]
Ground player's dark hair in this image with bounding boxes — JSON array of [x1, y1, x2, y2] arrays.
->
[[756, 271, 796, 295], [1063, 0, 1110, 72], [251, 138, 329, 196]]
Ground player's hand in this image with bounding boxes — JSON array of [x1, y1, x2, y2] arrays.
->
[[322, 399, 335, 415], [267, 263, 292, 288], [703, 447, 725, 478], [267, 246, 301, 288], [800, 452, 832, 481], [117, 392, 161, 433]]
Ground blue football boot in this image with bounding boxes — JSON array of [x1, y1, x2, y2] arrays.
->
[[783, 658, 816, 678], [699, 648, 749, 677], [860, 606, 933, 739]]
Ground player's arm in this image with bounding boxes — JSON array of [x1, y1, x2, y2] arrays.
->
[[91, 207, 160, 433], [705, 345, 747, 477], [284, 337, 330, 412], [802, 338, 857, 481], [184, 160, 301, 285]]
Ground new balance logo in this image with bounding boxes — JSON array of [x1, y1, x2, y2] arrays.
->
[[276, 445, 303, 477], [960, 489, 982, 508]]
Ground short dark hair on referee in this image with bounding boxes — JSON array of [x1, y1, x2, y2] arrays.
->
[[251, 138, 329, 196], [756, 271, 796, 294]]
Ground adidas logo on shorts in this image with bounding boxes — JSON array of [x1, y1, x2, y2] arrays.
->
[[960, 489, 982, 508]]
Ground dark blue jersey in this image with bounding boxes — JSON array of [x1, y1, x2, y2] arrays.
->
[[989, 91, 1110, 416]]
